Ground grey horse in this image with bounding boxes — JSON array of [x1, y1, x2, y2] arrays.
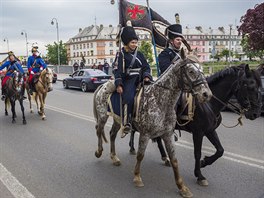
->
[[93, 55, 212, 198]]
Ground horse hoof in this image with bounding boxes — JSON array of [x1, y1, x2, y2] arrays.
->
[[113, 161, 121, 166], [133, 178, 144, 187], [23, 120, 27, 125], [95, 151, 102, 158], [164, 159, 171, 167], [42, 117, 46, 120], [12, 120, 16, 124], [129, 149, 136, 155], [5, 112, 8, 116], [30, 110, 33, 113], [197, 179, 209, 186], [179, 187, 193, 198]]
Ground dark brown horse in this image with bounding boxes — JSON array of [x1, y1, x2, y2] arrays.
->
[[4, 71, 27, 124], [129, 64, 262, 186]]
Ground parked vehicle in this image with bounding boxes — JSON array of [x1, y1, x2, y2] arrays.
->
[[62, 69, 112, 92]]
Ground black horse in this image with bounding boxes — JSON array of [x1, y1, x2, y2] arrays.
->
[[4, 72, 27, 124], [129, 64, 262, 185]]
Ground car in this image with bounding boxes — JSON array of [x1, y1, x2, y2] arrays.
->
[[62, 69, 112, 92]]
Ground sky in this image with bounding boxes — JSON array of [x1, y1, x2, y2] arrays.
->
[[0, 0, 262, 57]]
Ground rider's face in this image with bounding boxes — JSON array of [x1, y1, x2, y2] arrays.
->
[[9, 55, 15, 62], [128, 39, 138, 51], [171, 37, 182, 49]]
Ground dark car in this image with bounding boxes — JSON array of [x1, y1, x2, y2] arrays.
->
[[62, 69, 112, 92], [22, 66, 57, 83]]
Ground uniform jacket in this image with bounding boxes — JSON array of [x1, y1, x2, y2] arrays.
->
[[27, 55, 47, 73], [0, 60, 24, 77], [114, 47, 152, 88], [158, 47, 181, 74]]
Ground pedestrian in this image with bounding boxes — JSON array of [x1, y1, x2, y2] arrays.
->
[[97, 62, 103, 71], [103, 60, 110, 74], [73, 62, 79, 71], [80, 61, 85, 69], [114, 24, 152, 137], [91, 63, 97, 69]]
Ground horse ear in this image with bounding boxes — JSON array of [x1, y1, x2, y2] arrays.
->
[[245, 64, 251, 77], [180, 48, 186, 60]]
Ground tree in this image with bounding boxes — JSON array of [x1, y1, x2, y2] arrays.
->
[[240, 34, 264, 60], [46, 41, 67, 65], [220, 49, 233, 62], [138, 41, 153, 65], [238, 3, 264, 51]]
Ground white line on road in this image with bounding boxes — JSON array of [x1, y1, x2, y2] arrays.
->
[[44, 104, 264, 170], [0, 163, 35, 198]]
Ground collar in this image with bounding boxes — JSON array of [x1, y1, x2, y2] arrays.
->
[[168, 43, 180, 53]]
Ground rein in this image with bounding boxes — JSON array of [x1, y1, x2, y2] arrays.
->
[[212, 95, 244, 128], [38, 70, 52, 90]]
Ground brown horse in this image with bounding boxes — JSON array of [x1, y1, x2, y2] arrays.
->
[[28, 68, 53, 120]]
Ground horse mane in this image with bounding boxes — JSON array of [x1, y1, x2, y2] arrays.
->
[[186, 55, 199, 63], [206, 65, 242, 85]]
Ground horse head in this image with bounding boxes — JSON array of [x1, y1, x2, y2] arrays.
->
[[41, 68, 53, 92], [234, 64, 262, 120], [177, 55, 212, 103]]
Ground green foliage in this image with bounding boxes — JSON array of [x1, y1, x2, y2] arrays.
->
[[46, 41, 67, 65], [220, 49, 233, 62], [138, 41, 153, 65], [241, 36, 264, 60]]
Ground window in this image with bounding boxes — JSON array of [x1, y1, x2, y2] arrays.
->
[[88, 59, 90, 64], [76, 45, 79, 50], [87, 43, 89, 48], [91, 43, 93, 48], [73, 45, 75, 50], [109, 42, 113, 47], [80, 44, 82, 49], [78, 71, 84, 76], [209, 48, 211, 53], [91, 50, 94, 56], [77, 52, 79, 57], [83, 44, 86, 49], [73, 52, 76, 57], [110, 58, 113, 63], [87, 51, 90, 56], [110, 50, 114, 55], [84, 51, 86, 56]]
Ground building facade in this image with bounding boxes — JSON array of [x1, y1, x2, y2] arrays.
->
[[66, 24, 244, 65]]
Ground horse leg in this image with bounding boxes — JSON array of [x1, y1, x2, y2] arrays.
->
[[110, 120, 121, 166], [10, 99, 16, 123], [156, 137, 170, 167], [94, 117, 108, 158], [5, 98, 8, 116], [192, 132, 208, 186], [162, 133, 193, 198], [19, 99, 27, 125], [201, 130, 224, 168], [27, 89, 33, 113], [41, 93, 47, 120], [129, 130, 136, 155], [133, 134, 149, 187]]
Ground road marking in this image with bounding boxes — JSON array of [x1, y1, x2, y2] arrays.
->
[[44, 104, 264, 170], [0, 163, 35, 198]]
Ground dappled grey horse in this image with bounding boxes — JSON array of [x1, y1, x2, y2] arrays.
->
[[93, 55, 212, 198]]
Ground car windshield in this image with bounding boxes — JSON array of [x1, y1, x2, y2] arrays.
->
[[87, 70, 107, 76]]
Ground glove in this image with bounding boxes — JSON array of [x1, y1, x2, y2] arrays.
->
[[30, 71, 34, 75], [40, 67, 43, 71]]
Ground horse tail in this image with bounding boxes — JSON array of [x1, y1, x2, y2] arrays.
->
[[5, 98, 10, 109]]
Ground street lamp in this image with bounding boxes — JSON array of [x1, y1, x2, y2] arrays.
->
[[51, 18, 60, 67], [3, 38, 9, 52], [228, 24, 232, 65], [21, 30, 28, 57]]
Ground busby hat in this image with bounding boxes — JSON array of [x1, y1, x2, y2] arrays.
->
[[165, 24, 183, 39], [121, 21, 138, 46]]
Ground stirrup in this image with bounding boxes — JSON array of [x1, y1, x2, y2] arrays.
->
[[121, 123, 132, 138]]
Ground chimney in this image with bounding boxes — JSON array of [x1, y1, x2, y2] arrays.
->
[[79, 28, 82, 32]]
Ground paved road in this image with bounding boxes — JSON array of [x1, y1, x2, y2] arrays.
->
[[0, 82, 263, 198]]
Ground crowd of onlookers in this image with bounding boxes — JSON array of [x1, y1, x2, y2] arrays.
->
[[72, 60, 110, 74]]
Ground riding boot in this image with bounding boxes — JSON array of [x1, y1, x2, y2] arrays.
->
[[1, 88, 6, 101], [121, 106, 132, 138], [28, 82, 33, 95]]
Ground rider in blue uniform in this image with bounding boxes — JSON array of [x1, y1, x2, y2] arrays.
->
[[114, 24, 152, 137], [27, 45, 47, 94], [0, 51, 25, 101], [158, 23, 184, 74]]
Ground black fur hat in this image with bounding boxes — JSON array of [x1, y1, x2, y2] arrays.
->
[[165, 24, 183, 39], [121, 25, 138, 46]]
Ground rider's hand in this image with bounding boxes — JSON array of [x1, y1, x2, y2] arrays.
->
[[40, 67, 43, 71], [30, 71, 34, 74], [116, 85, 123, 94]]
